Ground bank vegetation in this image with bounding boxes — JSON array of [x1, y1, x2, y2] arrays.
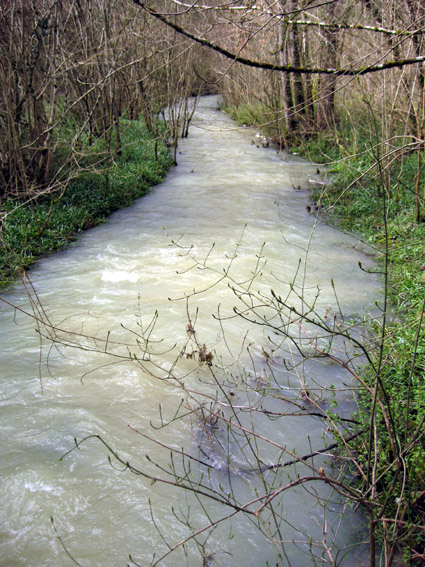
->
[[0, 0, 214, 284]]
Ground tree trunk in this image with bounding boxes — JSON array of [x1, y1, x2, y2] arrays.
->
[[316, 3, 338, 129]]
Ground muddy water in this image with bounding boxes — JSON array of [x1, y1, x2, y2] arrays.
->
[[0, 96, 379, 567]]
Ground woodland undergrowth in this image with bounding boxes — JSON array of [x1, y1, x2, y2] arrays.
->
[[292, 124, 425, 564]]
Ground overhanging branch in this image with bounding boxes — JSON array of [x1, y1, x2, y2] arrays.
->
[[131, 1, 425, 76], [167, 1, 425, 37]]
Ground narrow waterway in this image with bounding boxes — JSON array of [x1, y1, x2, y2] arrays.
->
[[0, 96, 379, 567]]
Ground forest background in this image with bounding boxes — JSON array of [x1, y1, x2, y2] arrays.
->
[[1, 1, 425, 565]]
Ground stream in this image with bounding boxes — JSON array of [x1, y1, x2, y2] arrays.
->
[[0, 96, 380, 567]]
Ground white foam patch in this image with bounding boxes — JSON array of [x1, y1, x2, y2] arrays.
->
[[101, 269, 140, 283]]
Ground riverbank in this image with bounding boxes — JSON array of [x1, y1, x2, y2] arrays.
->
[[292, 131, 425, 564], [0, 118, 171, 289]]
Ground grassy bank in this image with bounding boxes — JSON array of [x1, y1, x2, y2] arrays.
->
[[293, 129, 425, 563], [0, 118, 171, 288], [222, 96, 425, 559]]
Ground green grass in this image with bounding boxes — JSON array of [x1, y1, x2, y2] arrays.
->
[[0, 118, 171, 287], [224, 102, 267, 127], [293, 126, 425, 558]]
